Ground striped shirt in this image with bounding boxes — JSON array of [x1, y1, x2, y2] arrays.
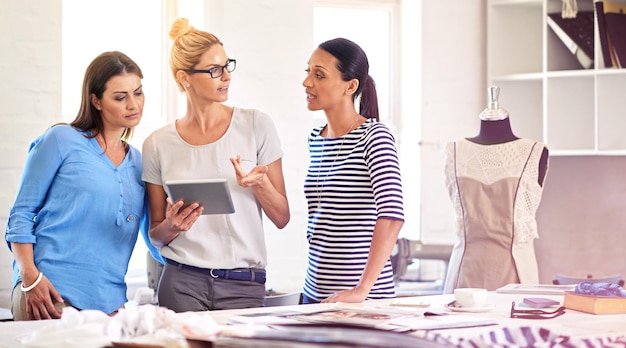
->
[[303, 118, 404, 301]]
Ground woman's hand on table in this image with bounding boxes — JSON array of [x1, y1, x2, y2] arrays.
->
[[322, 287, 368, 303]]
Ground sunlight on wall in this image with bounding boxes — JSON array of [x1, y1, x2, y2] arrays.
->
[[313, 7, 391, 122], [313, 1, 421, 239], [61, 0, 166, 287], [61, 0, 164, 140]]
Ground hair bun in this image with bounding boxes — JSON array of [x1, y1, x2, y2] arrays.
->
[[169, 17, 194, 40]]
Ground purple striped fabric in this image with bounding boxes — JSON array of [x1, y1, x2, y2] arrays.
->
[[424, 326, 626, 347]]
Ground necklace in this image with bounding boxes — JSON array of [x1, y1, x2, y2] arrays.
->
[[316, 116, 361, 209], [124, 159, 135, 223]]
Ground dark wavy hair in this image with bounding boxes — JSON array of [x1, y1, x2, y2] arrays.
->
[[318, 38, 379, 121], [69, 51, 143, 144]]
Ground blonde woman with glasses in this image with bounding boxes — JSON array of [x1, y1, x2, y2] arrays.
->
[[142, 18, 290, 312]]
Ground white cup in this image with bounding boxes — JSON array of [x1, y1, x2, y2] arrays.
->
[[454, 288, 487, 308]]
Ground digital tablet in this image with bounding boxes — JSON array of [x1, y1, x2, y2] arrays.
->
[[163, 178, 235, 215]]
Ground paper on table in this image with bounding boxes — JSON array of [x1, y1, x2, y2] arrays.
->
[[228, 304, 497, 332], [496, 283, 576, 295], [389, 298, 431, 308], [228, 310, 305, 325], [384, 313, 498, 331]]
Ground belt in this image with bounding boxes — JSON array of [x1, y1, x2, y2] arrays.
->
[[165, 259, 266, 284]]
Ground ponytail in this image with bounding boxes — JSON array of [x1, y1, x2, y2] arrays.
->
[[358, 75, 379, 121], [318, 38, 379, 121]]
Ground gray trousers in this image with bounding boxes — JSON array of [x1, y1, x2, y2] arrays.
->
[[157, 261, 265, 312]]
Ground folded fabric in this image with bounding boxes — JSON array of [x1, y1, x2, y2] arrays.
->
[[19, 304, 224, 348], [575, 281, 626, 297], [108, 304, 222, 344], [19, 308, 112, 348]]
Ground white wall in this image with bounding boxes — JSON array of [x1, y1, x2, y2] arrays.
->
[[419, 1, 486, 242], [0, 0, 63, 309], [0, 0, 486, 309], [535, 156, 626, 283], [200, 0, 316, 293]]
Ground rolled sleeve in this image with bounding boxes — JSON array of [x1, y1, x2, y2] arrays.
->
[[6, 128, 63, 249]]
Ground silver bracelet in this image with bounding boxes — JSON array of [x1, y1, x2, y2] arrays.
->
[[20, 272, 43, 292]]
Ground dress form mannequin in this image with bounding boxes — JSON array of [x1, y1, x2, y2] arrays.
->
[[467, 86, 549, 186], [442, 86, 549, 292]]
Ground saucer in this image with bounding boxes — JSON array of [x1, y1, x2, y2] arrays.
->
[[445, 301, 495, 313]]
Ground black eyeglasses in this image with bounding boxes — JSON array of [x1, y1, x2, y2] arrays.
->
[[510, 301, 566, 319], [187, 59, 236, 78]]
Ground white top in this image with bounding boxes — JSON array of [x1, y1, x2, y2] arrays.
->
[[446, 138, 546, 244], [142, 107, 283, 269]]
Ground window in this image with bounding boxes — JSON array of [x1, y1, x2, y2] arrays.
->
[[62, 0, 171, 294], [62, 0, 214, 295], [313, 0, 420, 239], [313, 1, 397, 123], [61, 0, 166, 144]]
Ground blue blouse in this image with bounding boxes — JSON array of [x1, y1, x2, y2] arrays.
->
[[5, 125, 161, 314]]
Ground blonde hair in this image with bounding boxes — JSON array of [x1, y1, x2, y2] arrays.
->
[[169, 18, 223, 91]]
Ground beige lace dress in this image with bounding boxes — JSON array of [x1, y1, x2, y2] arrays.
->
[[443, 138, 548, 293]]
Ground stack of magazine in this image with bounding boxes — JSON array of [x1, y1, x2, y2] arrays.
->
[[184, 304, 498, 348], [201, 324, 451, 348], [227, 305, 497, 333]]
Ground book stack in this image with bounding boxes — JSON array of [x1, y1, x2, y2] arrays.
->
[[595, 0, 626, 68], [563, 291, 626, 314]]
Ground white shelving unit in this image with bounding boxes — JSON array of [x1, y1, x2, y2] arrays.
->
[[487, 0, 626, 155]]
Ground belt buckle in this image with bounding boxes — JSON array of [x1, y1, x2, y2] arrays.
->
[[209, 269, 219, 278]]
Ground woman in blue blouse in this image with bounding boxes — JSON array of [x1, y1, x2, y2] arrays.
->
[[5, 51, 161, 320]]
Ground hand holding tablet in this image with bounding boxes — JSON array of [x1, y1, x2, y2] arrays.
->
[[164, 178, 235, 215]]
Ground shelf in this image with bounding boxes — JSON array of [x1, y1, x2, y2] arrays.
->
[[550, 150, 626, 156], [490, 72, 544, 82], [488, 0, 626, 154], [595, 68, 626, 76], [490, 0, 542, 7], [545, 69, 596, 78]]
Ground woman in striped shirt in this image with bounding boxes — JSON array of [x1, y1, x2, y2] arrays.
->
[[302, 38, 405, 304]]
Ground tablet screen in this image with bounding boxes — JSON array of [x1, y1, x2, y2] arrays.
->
[[163, 178, 235, 215]]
